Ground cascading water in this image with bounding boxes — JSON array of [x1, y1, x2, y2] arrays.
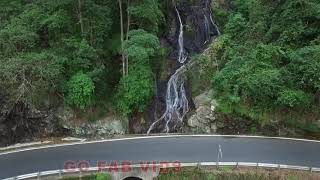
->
[[176, 7, 188, 63], [204, 14, 210, 44], [147, 0, 220, 134], [209, 15, 220, 36], [147, 7, 189, 134], [205, 0, 221, 36]]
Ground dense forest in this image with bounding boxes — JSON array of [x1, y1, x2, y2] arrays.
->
[[0, 0, 163, 115], [0, 0, 319, 144], [210, 0, 320, 134]]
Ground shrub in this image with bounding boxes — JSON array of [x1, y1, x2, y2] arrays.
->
[[96, 173, 111, 180], [277, 89, 311, 108], [65, 71, 95, 110]]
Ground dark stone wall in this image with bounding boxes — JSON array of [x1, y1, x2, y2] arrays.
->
[[0, 101, 68, 146]]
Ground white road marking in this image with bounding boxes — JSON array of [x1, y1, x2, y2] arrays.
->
[[0, 141, 51, 151]]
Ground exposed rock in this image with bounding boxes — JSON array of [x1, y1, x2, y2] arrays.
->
[[56, 107, 75, 126], [211, 123, 217, 132], [129, 112, 148, 134], [187, 90, 217, 133], [0, 101, 127, 147], [61, 137, 86, 142], [166, 0, 219, 53], [62, 115, 127, 137], [317, 120, 320, 129], [0, 102, 68, 147], [194, 90, 213, 107], [144, 0, 219, 134]]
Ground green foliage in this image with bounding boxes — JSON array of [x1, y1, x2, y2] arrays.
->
[[62, 174, 107, 180], [277, 90, 311, 108], [65, 169, 319, 180], [95, 173, 111, 180], [225, 13, 247, 36], [124, 29, 160, 61], [65, 72, 95, 110], [155, 168, 318, 180], [211, 0, 320, 125], [0, 23, 38, 54], [0, 0, 120, 111], [62, 176, 94, 180], [0, 51, 64, 106], [243, 69, 283, 102], [287, 45, 320, 93], [115, 66, 154, 115], [129, 0, 163, 33], [0, 0, 166, 120], [301, 123, 320, 134], [212, 0, 230, 28], [63, 38, 99, 75], [155, 168, 211, 180], [108, 33, 122, 55], [115, 29, 160, 115], [213, 43, 286, 107]]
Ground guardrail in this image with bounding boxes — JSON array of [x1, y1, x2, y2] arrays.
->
[[4, 162, 320, 180]]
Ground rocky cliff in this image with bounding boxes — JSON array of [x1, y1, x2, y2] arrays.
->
[[136, 0, 220, 133]]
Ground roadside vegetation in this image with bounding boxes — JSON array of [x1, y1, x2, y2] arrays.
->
[[156, 167, 320, 180], [0, 0, 319, 138], [0, 0, 164, 119], [206, 0, 320, 136], [61, 168, 320, 180], [62, 173, 111, 180]]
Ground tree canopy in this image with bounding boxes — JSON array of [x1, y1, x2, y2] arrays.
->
[[0, 0, 163, 115], [212, 0, 320, 125]]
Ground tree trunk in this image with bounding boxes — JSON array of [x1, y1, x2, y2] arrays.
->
[[126, 0, 131, 75], [78, 0, 84, 38], [118, 0, 125, 76]]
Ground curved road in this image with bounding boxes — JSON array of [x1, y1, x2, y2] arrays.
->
[[1, 135, 320, 179]]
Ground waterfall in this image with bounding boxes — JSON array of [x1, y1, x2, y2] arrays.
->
[[147, 65, 189, 134], [209, 12, 221, 36], [175, 6, 188, 63], [147, 1, 220, 134], [205, 0, 221, 36], [205, 0, 209, 9], [204, 14, 210, 44], [147, 7, 189, 134]]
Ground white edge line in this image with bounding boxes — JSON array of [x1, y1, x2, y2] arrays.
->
[[5, 162, 320, 180], [1, 134, 320, 156]]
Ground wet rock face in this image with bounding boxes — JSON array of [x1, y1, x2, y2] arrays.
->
[[0, 102, 68, 146], [0, 100, 127, 145], [167, 0, 219, 53], [141, 0, 219, 133]]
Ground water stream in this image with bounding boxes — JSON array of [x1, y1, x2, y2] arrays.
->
[[147, 7, 189, 134], [176, 7, 188, 63], [147, 2, 219, 134]]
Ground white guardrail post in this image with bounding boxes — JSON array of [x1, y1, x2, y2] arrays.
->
[[59, 169, 62, 179], [37, 172, 40, 180]]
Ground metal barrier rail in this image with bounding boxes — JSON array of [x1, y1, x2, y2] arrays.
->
[[4, 162, 320, 180]]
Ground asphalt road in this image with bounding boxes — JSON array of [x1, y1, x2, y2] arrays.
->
[[1, 136, 320, 179]]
